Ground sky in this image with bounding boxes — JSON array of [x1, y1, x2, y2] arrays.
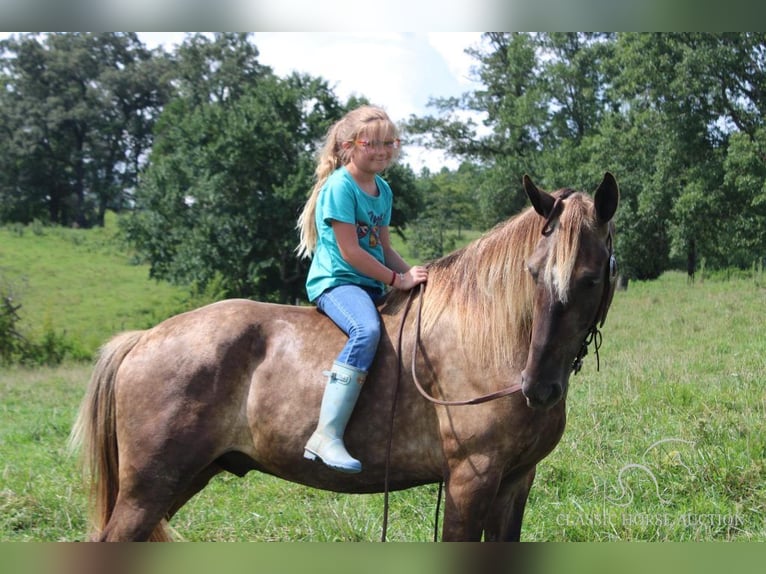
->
[[138, 32, 486, 170]]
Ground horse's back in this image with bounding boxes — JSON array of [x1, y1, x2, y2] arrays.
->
[[112, 301, 330, 448]]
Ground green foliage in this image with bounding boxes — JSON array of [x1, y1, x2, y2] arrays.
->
[[0, 216, 190, 359], [0, 32, 172, 227], [0, 288, 25, 363], [0, 283, 84, 366], [407, 33, 766, 279], [4, 32, 766, 294], [409, 163, 483, 259], [121, 35, 351, 303]]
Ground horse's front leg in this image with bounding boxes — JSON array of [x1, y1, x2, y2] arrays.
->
[[441, 459, 501, 541], [483, 467, 537, 541]]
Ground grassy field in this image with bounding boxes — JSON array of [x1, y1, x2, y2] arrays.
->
[[0, 214, 190, 356], [1, 220, 765, 542]]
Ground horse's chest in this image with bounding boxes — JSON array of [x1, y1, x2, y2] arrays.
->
[[506, 403, 567, 467], [443, 400, 567, 471]]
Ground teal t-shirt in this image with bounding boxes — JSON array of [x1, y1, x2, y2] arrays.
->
[[306, 166, 393, 302]]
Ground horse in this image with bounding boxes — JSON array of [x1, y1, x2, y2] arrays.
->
[[69, 173, 619, 542]]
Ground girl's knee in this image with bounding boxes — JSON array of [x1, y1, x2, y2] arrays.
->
[[349, 321, 381, 348], [355, 320, 381, 347]]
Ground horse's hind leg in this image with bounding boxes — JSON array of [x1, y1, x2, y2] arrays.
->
[[96, 495, 169, 542], [483, 467, 536, 542], [167, 463, 223, 519], [98, 453, 219, 541]]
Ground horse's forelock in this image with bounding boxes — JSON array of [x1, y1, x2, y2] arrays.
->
[[542, 192, 594, 304]]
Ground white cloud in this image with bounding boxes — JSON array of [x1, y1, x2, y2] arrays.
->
[[137, 32, 482, 125], [253, 32, 480, 124], [427, 32, 483, 88]]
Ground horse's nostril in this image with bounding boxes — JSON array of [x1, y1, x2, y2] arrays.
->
[[521, 379, 562, 410]]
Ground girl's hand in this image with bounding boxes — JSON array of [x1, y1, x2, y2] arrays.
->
[[394, 266, 428, 290]]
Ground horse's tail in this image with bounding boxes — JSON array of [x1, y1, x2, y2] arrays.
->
[[69, 330, 172, 542]]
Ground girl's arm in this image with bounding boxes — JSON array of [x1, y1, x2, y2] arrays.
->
[[333, 222, 427, 290]]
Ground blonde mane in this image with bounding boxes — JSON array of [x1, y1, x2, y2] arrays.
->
[[387, 191, 595, 372]]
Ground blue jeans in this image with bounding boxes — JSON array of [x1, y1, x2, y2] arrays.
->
[[315, 284, 384, 372]]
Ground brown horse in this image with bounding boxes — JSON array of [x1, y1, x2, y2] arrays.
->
[[70, 173, 619, 542]]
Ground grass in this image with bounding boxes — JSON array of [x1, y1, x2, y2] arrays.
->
[[521, 273, 766, 541], [389, 227, 483, 266], [0, 214, 189, 356], [1, 218, 764, 541]]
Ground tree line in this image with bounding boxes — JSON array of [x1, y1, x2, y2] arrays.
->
[[2, 32, 765, 303]]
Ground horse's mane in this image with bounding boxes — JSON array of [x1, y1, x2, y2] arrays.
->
[[382, 190, 595, 371]]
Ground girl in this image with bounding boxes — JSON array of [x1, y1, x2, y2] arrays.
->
[[296, 105, 428, 473]]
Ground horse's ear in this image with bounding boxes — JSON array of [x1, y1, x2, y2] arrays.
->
[[594, 172, 619, 224], [523, 174, 556, 218]]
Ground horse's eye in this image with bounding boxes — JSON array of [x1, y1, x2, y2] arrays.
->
[[573, 271, 601, 290], [527, 263, 539, 282], [582, 275, 601, 289]]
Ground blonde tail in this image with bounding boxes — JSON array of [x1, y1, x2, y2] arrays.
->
[[69, 330, 173, 542]]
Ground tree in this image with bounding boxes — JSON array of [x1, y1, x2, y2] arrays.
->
[[125, 77, 337, 302], [408, 162, 483, 260], [0, 32, 171, 226], [122, 33, 348, 302], [609, 33, 766, 276], [408, 32, 766, 279], [407, 33, 546, 224], [408, 33, 616, 226]]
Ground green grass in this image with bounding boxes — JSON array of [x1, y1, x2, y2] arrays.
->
[[526, 274, 766, 541], [1, 270, 764, 541], [0, 214, 189, 355], [388, 227, 483, 266]]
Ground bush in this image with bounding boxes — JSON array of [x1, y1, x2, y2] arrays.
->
[[0, 293, 26, 363], [0, 285, 86, 366]]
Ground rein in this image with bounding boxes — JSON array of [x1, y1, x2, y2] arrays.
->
[[406, 285, 525, 405]]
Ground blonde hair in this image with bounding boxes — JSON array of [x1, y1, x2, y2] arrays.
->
[[296, 105, 400, 259]]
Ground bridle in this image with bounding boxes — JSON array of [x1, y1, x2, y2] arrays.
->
[[572, 228, 617, 375], [380, 202, 617, 542]]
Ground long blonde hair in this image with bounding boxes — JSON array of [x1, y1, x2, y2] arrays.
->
[[296, 105, 400, 259]]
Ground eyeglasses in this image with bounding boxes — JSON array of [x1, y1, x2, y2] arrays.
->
[[355, 139, 401, 152]]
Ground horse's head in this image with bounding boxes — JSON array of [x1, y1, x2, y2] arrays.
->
[[520, 173, 619, 410]]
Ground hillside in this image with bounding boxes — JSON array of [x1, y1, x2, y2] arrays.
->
[[0, 214, 189, 356]]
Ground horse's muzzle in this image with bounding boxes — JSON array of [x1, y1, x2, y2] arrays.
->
[[520, 371, 564, 410]]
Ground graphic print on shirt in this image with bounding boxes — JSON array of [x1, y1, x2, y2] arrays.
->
[[357, 211, 385, 249]]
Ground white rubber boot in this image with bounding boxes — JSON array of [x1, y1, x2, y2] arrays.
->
[[303, 362, 366, 473]]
